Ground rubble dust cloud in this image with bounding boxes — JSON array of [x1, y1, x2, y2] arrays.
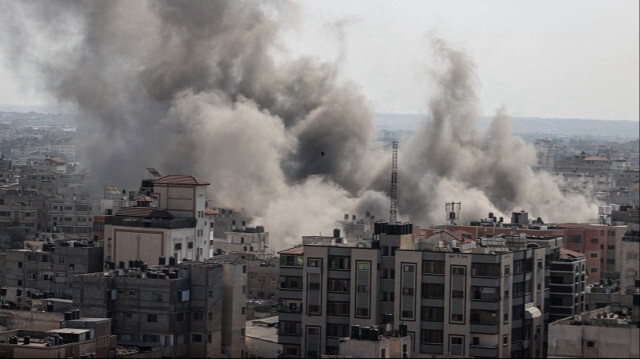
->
[[0, 1, 598, 250]]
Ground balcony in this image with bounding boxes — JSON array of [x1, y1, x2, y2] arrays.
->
[[470, 345, 499, 358]]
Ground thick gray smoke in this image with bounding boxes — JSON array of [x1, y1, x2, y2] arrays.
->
[[1, 1, 598, 250]]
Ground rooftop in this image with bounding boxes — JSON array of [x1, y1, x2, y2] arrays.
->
[[278, 245, 304, 255], [153, 174, 210, 186], [115, 207, 173, 219]]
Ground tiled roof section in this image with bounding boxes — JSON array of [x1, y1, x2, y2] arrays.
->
[[135, 195, 155, 202], [278, 245, 304, 255], [153, 175, 210, 186], [115, 207, 173, 219], [560, 247, 585, 259], [205, 208, 219, 215]]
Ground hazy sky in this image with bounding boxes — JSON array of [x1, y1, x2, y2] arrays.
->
[[1, 0, 638, 121]]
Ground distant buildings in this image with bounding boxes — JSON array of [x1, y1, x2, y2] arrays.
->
[[0, 314, 117, 358], [0, 238, 103, 307]]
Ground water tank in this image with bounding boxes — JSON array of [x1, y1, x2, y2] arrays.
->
[[140, 263, 148, 272], [9, 336, 17, 344], [159, 257, 166, 265], [169, 256, 176, 266], [361, 326, 370, 340], [333, 228, 341, 238], [350, 325, 360, 340], [128, 260, 135, 268], [64, 311, 72, 320], [369, 327, 379, 341], [24, 336, 30, 345], [399, 322, 408, 337]]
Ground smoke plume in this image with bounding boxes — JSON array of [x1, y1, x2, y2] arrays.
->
[[0, 1, 598, 250]]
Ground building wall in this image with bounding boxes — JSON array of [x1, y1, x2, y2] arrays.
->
[[549, 320, 640, 358], [222, 262, 247, 358]]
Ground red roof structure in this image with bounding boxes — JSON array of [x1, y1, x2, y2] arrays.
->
[[153, 175, 210, 186], [278, 245, 304, 255]]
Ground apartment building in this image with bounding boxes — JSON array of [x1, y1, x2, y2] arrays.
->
[[103, 174, 214, 266], [72, 258, 246, 358], [212, 226, 270, 258], [548, 249, 587, 322], [277, 224, 557, 358], [0, 238, 103, 307]]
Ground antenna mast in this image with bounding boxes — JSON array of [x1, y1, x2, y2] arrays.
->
[[389, 141, 398, 223], [445, 202, 461, 231]]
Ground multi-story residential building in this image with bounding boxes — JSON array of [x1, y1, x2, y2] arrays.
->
[[73, 259, 242, 358], [548, 248, 587, 323], [0, 238, 103, 307], [46, 197, 99, 236], [211, 207, 253, 240], [0, 314, 117, 358], [246, 255, 279, 300], [421, 210, 632, 285], [212, 226, 270, 258], [103, 174, 215, 266], [277, 224, 558, 358]]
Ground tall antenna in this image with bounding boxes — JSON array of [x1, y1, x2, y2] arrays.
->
[[389, 141, 398, 223], [445, 202, 461, 231]]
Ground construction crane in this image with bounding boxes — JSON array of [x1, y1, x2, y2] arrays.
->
[[389, 141, 398, 223]]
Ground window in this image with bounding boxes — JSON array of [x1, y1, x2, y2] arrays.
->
[[422, 260, 445, 274], [327, 301, 350, 316], [177, 313, 184, 321], [590, 267, 598, 273], [309, 282, 321, 290], [147, 314, 157, 322], [451, 266, 466, 275], [280, 255, 303, 267], [403, 264, 414, 272], [401, 310, 413, 318], [328, 279, 349, 292], [187, 242, 193, 249], [590, 252, 598, 258], [422, 283, 444, 299], [356, 307, 369, 317], [358, 262, 371, 270], [420, 330, 443, 344], [308, 258, 322, 267], [471, 263, 500, 277], [357, 285, 369, 293], [421, 306, 444, 321], [308, 304, 320, 315], [402, 287, 414, 296], [193, 312, 204, 320], [174, 243, 182, 250], [590, 238, 599, 244], [452, 290, 464, 298], [68, 264, 75, 270], [504, 265, 511, 275], [568, 235, 582, 243], [328, 256, 350, 270], [191, 334, 203, 343], [586, 341, 595, 347]]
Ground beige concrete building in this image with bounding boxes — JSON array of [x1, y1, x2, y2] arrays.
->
[[277, 224, 558, 358], [548, 302, 640, 358], [103, 174, 214, 266]]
